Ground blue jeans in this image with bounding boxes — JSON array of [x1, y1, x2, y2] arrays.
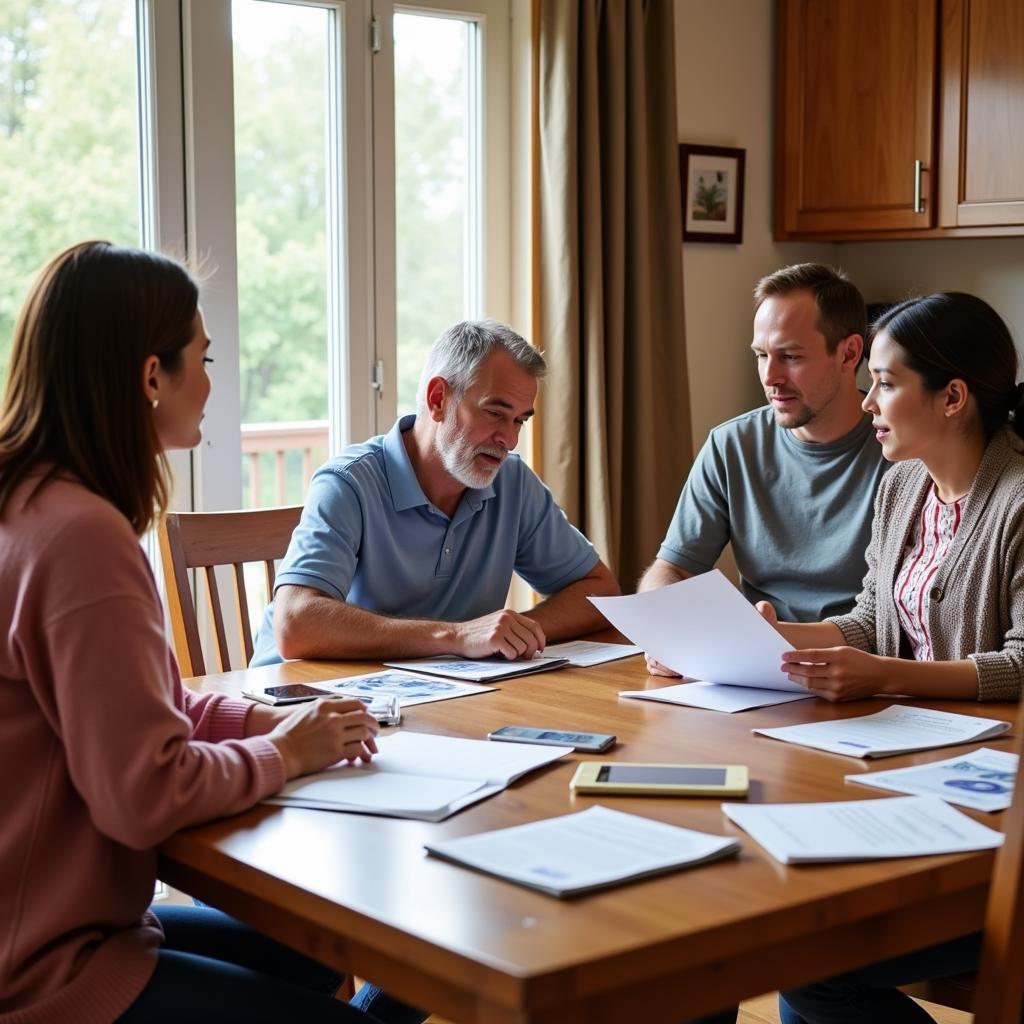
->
[[778, 932, 982, 1024], [186, 899, 427, 1023], [118, 905, 373, 1022]]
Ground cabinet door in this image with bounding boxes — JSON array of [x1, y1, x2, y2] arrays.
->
[[941, 0, 1024, 227], [777, 0, 937, 233]]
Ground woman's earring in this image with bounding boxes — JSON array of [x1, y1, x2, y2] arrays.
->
[[152, 399, 159, 410]]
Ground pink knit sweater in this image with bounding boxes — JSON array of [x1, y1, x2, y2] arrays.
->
[[0, 476, 286, 1022]]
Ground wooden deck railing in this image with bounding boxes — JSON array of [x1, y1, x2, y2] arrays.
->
[[241, 420, 328, 507]]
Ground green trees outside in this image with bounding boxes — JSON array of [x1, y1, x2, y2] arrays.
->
[[1, 0, 470, 432], [0, 0, 139, 375]]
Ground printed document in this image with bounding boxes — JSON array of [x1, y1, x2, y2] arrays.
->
[[620, 680, 814, 714], [543, 640, 643, 667], [847, 747, 1018, 812], [589, 569, 803, 692], [425, 805, 740, 896], [384, 654, 569, 682], [267, 732, 566, 821], [754, 705, 1012, 758], [319, 670, 495, 708], [722, 794, 1004, 864]]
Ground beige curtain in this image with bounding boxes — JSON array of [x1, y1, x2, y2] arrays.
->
[[536, 0, 691, 589]]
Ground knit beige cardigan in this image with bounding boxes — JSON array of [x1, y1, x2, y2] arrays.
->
[[828, 428, 1024, 701]]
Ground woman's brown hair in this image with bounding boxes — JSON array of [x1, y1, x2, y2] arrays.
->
[[0, 241, 199, 535]]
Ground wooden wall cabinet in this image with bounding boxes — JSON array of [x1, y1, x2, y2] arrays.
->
[[940, 0, 1024, 228], [775, 0, 1024, 239]]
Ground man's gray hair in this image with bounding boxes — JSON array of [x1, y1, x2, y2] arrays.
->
[[416, 319, 546, 414]]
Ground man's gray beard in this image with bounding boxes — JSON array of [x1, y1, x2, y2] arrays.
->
[[774, 405, 814, 430], [435, 420, 504, 489]]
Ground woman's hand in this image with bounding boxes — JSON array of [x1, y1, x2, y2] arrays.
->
[[645, 653, 681, 677], [781, 646, 887, 702], [267, 697, 379, 779]]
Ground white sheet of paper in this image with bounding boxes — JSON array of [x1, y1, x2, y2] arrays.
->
[[589, 570, 803, 692], [383, 655, 568, 682], [425, 805, 740, 896], [266, 732, 566, 821], [722, 795, 1005, 864], [319, 670, 495, 708], [754, 705, 1013, 758], [620, 681, 814, 714], [846, 747, 1018, 812], [544, 640, 643, 667]]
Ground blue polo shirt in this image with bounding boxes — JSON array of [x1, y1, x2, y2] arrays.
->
[[250, 415, 599, 666]]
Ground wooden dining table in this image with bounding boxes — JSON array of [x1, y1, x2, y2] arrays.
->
[[158, 653, 1015, 1023]]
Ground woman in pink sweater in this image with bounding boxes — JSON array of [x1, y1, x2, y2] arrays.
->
[[0, 242, 382, 1023]]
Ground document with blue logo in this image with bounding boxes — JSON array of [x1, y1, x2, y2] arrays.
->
[[846, 747, 1018, 811], [753, 705, 1012, 759]]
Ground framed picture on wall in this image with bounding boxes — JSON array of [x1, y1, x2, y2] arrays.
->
[[679, 144, 745, 244]]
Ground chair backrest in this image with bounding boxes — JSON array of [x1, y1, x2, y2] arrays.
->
[[973, 702, 1024, 1024], [158, 506, 301, 676]]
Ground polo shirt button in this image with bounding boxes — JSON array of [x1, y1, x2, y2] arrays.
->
[[929, 587, 943, 602], [444, 547, 451, 555]]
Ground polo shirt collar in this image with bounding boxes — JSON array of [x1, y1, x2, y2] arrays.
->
[[383, 414, 498, 516], [384, 415, 431, 511]]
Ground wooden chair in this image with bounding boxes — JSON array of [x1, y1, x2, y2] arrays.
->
[[973, 701, 1024, 1024], [158, 506, 301, 676], [901, 702, 1024, 1022]]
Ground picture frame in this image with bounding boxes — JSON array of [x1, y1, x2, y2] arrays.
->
[[679, 144, 746, 244]]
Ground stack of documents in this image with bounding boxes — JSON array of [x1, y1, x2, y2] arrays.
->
[[847, 747, 1018, 812], [591, 570, 813, 712], [384, 654, 569, 682], [753, 705, 1012, 758], [319, 669, 495, 708], [722, 795, 1005, 864], [425, 805, 740, 896], [268, 732, 566, 821]]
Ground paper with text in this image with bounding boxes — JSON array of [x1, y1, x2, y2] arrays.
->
[[847, 747, 1018, 812], [722, 795, 1004, 864], [754, 705, 1012, 758], [589, 570, 803, 692], [425, 805, 740, 896]]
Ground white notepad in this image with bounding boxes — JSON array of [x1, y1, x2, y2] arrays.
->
[[620, 680, 814, 714], [267, 732, 566, 821], [425, 805, 740, 896], [846, 747, 1018, 812], [753, 705, 1012, 758], [722, 795, 1005, 864]]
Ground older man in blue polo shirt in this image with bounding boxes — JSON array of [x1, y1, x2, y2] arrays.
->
[[251, 319, 619, 667]]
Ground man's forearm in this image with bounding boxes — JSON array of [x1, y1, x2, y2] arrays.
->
[[526, 561, 620, 642], [637, 558, 693, 592], [275, 589, 456, 661]]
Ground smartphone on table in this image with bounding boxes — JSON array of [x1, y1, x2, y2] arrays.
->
[[487, 725, 616, 753], [242, 683, 332, 705], [570, 762, 749, 796]]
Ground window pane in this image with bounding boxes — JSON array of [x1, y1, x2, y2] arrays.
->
[[0, 0, 141, 380], [394, 11, 478, 413], [233, 0, 331, 510]]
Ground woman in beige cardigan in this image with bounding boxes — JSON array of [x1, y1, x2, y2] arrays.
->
[[773, 291, 1023, 1024], [762, 290, 1024, 705]]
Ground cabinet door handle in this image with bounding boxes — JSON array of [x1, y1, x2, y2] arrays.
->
[[913, 159, 925, 214]]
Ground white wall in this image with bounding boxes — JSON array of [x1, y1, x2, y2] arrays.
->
[[674, 0, 835, 451], [839, 239, 1024, 361]]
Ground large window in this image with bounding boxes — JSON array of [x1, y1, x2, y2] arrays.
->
[[0, 0, 514, 517]]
